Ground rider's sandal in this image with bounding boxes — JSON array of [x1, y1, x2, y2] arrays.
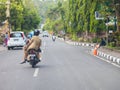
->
[[20, 59, 27, 64]]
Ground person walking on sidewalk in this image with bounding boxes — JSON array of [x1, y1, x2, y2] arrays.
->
[[4, 32, 9, 47]]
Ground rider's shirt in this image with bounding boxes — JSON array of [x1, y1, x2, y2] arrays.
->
[[27, 36, 41, 51]]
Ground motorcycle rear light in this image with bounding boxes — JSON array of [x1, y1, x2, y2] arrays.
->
[[29, 50, 36, 54]]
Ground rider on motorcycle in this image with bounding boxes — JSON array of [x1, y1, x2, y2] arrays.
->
[[52, 33, 56, 41], [20, 30, 41, 64]]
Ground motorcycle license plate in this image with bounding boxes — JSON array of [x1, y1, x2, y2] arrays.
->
[[29, 54, 35, 59], [29, 54, 35, 56]]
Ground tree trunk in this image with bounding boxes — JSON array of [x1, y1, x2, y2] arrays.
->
[[115, 1, 120, 32]]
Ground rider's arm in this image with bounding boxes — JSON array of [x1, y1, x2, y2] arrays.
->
[[37, 39, 41, 49], [38, 39, 41, 52], [25, 39, 33, 50], [39, 39, 41, 47]]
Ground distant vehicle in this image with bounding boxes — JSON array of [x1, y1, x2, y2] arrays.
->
[[52, 35, 56, 42], [42, 31, 49, 37], [7, 31, 26, 50], [37, 29, 43, 34]]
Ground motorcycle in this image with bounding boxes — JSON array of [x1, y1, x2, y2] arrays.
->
[[27, 49, 40, 68], [52, 35, 56, 42]]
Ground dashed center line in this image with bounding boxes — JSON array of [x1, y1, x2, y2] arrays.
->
[[33, 68, 39, 77]]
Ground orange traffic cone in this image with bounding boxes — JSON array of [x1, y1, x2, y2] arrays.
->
[[93, 44, 99, 55], [93, 48, 97, 55]]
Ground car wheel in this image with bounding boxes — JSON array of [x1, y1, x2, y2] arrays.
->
[[11, 47, 14, 49], [7, 47, 10, 50]]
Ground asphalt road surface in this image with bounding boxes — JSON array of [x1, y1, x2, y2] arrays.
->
[[0, 36, 120, 90]]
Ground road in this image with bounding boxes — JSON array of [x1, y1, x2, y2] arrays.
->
[[0, 36, 120, 90]]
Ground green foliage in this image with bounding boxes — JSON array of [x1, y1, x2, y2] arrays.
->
[[109, 42, 116, 47], [0, 0, 9, 23], [91, 37, 101, 43], [113, 31, 120, 46], [66, 0, 108, 40], [43, 18, 53, 30], [10, 1, 24, 31], [41, 0, 120, 44], [44, 0, 68, 34], [92, 37, 98, 43], [0, 0, 41, 33], [21, 0, 41, 32], [0, 37, 3, 44]]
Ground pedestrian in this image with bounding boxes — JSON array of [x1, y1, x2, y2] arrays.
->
[[4, 32, 8, 47], [99, 38, 106, 47], [63, 34, 66, 41]]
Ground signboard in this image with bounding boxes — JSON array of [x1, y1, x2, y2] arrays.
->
[[109, 30, 113, 33], [95, 11, 104, 20]]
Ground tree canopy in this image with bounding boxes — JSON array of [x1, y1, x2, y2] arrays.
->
[[0, 0, 41, 33]]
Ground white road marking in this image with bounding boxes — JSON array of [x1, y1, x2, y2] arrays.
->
[[33, 68, 39, 77], [43, 42, 46, 47]]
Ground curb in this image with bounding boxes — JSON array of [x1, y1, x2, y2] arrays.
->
[[58, 38, 120, 65], [66, 41, 95, 47], [97, 50, 120, 65]]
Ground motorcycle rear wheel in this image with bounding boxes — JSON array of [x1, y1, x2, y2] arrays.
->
[[32, 65, 35, 68]]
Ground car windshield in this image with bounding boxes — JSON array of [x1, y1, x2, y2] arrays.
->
[[10, 33, 22, 38]]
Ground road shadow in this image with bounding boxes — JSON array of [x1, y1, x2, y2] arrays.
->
[[9, 47, 23, 50], [35, 64, 53, 69], [21, 63, 56, 69]]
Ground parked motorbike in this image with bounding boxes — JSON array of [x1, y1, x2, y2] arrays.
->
[[27, 49, 40, 68]]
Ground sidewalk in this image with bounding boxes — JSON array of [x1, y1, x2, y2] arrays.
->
[[98, 47, 120, 58], [0, 45, 7, 51]]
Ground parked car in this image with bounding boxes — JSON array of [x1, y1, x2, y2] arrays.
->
[[7, 31, 26, 50]]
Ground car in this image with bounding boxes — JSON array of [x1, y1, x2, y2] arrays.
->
[[7, 31, 26, 50], [42, 31, 49, 37]]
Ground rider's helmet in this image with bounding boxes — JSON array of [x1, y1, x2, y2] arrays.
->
[[34, 29, 40, 36]]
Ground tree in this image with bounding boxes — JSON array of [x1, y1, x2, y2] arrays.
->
[[0, 0, 6, 24], [0, 0, 41, 32], [10, 0, 24, 31], [21, 0, 41, 32]]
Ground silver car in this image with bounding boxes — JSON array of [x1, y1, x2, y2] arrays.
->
[[7, 31, 26, 50]]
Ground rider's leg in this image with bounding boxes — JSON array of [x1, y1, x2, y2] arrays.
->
[[24, 51, 28, 60], [20, 49, 28, 64], [37, 52, 41, 61]]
